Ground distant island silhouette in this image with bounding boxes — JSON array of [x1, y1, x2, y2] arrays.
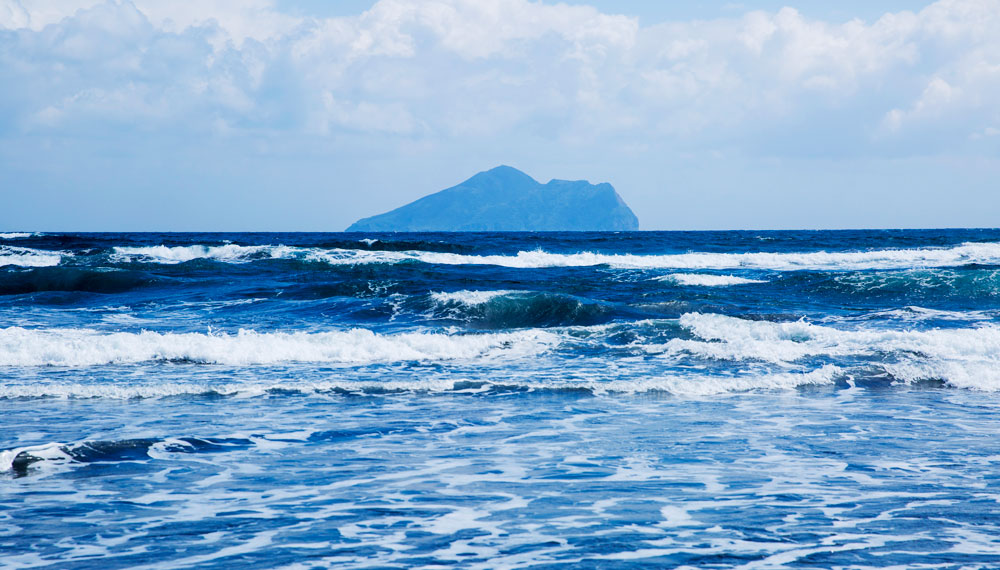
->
[[346, 165, 639, 231]]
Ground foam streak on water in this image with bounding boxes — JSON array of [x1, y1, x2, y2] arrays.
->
[[4, 230, 1000, 569], [657, 273, 767, 286], [0, 326, 556, 366], [103, 240, 1000, 271], [0, 245, 63, 267]]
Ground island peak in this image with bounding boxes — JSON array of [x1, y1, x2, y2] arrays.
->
[[346, 166, 639, 232]]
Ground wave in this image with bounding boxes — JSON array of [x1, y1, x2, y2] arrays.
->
[[833, 306, 1000, 324], [1, 436, 253, 478], [109, 241, 465, 265], [425, 290, 613, 328], [3, 312, 998, 391], [0, 326, 559, 367], [659, 313, 1000, 390], [0, 267, 154, 295], [103, 241, 1000, 271], [430, 290, 517, 305], [0, 232, 35, 239], [303, 241, 1000, 270], [0, 366, 841, 404], [829, 268, 1000, 297], [0, 246, 64, 268], [656, 274, 767, 286], [111, 244, 296, 264]]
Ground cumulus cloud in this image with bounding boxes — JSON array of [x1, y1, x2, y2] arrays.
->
[[0, 0, 998, 155]]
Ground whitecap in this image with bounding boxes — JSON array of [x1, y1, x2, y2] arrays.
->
[[0, 366, 842, 400], [295, 241, 1000, 271], [836, 306, 998, 323], [582, 365, 841, 396], [656, 274, 767, 286], [430, 290, 518, 305], [104, 241, 1000, 272], [0, 246, 63, 267], [0, 326, 559, 367], [111, 244, 297, 264], [0, 442, 74, 474], [656, 313, 1000, 390]]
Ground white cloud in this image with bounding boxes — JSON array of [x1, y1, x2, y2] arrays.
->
[[0, 0, 30, 29], [884, 76, 960, 131], [0, 0, 998, 156], [8, 0, 297, 42], [354, 0, 636, 59], [1, 0, 91, 30]]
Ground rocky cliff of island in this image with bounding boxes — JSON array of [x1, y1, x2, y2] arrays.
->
[[346, 165, 639, 232]]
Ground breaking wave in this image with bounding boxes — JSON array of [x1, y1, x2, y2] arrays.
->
[[0, 326, 558, 367], [111, 244, 296, 264], [104, 241, 1000, 271], [0, 246, 64, 267], [1, 436, 254, 478], [429, 290, 517, 305], [662, 313, 1000, 390], [656, 274, 767, 286], [0, 366, 841, 402], [425, 290, 613, 328], [3, 312, 998, 389]]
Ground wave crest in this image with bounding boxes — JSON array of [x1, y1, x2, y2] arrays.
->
[[0, 326, 558, 367], [0, 366, 842, 403], [103, 241, 1000, 271], [426, 290, 613, 328], [0, 246, 63, 268], [659, 313, 1000, 390], [111, 244, 295, 264], [656, 274, 767, 286]]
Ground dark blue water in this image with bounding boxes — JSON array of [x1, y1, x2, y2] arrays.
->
[[3, 230, 1000, 568]]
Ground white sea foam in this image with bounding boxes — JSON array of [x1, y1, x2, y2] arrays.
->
[[0, 442, 73, 474], [430, 290, 517, 305], [661, 313, 1000, 390], [4, 315, 998, 390], [0, 232, 33, 239], [311, 241, 1000, 271], [0, 379, 482, 400], [0, 246, 63, 267], [881, 361, 1000, 391], [0, 326, 558, 367], [657, 274, 767, 286], [111, 244, 297, 264], [587, 365, 841, 396], [0, 367, 841, 400], [839, 306, 999, 323], [2, 437, 240, 475], [110, 241, 1000, 271]]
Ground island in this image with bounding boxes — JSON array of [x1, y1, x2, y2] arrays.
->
[[346, 165, 639, 231]]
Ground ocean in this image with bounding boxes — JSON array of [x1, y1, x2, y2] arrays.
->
[[3, 229, 1000, 569]]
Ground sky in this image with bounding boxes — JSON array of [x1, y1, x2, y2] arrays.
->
[[1, 0, 998, 231]]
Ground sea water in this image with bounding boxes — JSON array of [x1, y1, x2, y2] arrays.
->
[[2, 230, 1000, 568]]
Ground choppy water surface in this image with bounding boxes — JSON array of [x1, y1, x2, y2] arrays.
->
[[3, 230, 1000, 568]]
